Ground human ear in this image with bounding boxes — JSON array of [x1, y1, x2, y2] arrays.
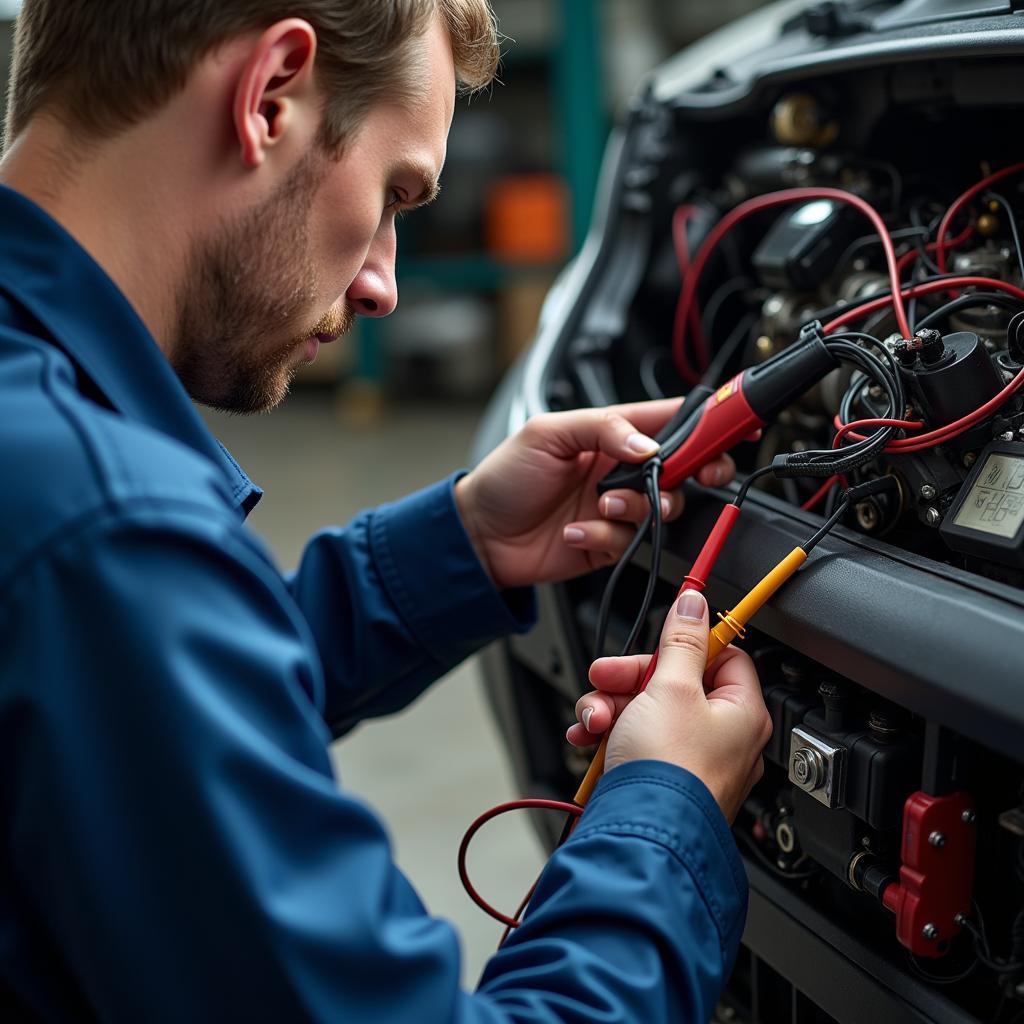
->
[[232, 18, 317, 168]]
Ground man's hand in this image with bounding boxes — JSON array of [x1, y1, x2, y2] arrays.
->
[[566, 591, 771, 823], [454, 400, 735, 591]]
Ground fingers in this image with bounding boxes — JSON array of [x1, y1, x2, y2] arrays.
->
[[567, 690, 634, 746], [562, 519, 640, 564], [566, 654, 652, 747], [644, 589, 710, 703], [695, 453, 736, 489], [599, 488, 684, 526], [589, 653, 654, 694], [601, 397, 683, 439], [526, 408, 662, 465]]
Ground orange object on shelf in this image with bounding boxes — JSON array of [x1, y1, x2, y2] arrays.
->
[[485, 174, 569, 263]]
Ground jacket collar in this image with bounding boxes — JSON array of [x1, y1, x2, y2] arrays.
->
[[0, 184, 261, 515]]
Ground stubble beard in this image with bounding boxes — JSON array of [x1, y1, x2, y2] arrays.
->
[[172, 151, 346, 415]]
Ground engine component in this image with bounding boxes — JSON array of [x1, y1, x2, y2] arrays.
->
[[770, 93, 839, 148], [940, 439, 1024, 565], [881, 790, 977, 958], [753, 200, 861, 290], [899, 331, 1004, 427], [789, 726, 846, 808]]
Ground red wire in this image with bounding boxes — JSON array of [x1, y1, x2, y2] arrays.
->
[[671, 205, 704, 385], [822, 274, 1024, 333], [458, 798, 581, 929], [936, 162, 1024, 272], [672, 187, 908, 379], [801, 474, 845, 511], [831, 417, 925, 449]]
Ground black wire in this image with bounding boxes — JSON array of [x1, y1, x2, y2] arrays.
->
[[914, 290, 1024, 333], [700, 314, 758, 388], [803, 495, 851, 553], [591, 462, 664, 660], [593, 508, 653, 660], [733, 465, 776, 507], [986, 191, 1024, 281], [621, 463, 663, 656], [699, 276, 753, 344]]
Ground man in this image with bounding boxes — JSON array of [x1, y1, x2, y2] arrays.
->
[[0, 1, 771, 1020]]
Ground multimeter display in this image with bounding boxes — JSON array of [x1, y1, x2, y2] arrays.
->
[[952, 453, 1024, 539]]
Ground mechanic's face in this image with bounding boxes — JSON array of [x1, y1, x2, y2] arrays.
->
[[173, 18, 456, 414]]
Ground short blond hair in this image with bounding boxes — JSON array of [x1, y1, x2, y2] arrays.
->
[[5, 0, 498, 150]]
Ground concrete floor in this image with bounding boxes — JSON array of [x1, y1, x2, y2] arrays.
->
[[203, 393, 544, 987]]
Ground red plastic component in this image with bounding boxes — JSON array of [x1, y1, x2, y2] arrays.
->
[[659, 373, 765, 490], [684, 503, 741, 592], [882, 790, 976, 957]]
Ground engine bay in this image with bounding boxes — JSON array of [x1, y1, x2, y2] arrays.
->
[[546, 61, 1024, 591], [489, 42, 1024, 1024]]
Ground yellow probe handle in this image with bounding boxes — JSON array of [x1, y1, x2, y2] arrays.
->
[[572, 546, 807, 808]]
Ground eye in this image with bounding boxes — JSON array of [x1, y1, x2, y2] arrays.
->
[[384, 188, 404, 211]]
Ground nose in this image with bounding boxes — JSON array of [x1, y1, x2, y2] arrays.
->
[[346, 225, 398, 318]]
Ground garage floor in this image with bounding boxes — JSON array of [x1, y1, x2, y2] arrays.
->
[[204, 393, 545, 987]]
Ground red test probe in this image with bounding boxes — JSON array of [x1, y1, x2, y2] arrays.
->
[[600, 323, 840, 496]]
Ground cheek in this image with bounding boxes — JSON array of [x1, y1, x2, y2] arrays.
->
[[311, 183, 382, 296]]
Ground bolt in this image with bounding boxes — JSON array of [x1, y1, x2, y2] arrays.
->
[[963, 452, 977, 469], [868, 384, 884, 400], [919, 483, 937, 500], [1001, 431, 1015, 441], [961, 809, 976, 824], [764, 296, 784, 317], [755, 335, 774, 358], [922, 923, 939, 940], [928, 831, 946, 848], [954, 912, 968, 927], [925, 507, 942, 526], [791, 747, 826, 790]]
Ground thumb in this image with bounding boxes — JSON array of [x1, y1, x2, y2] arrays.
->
[[645, 589, 710, 701]]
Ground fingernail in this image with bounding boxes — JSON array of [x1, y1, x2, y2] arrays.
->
[[564, 526, 586, 544], [660, 496, 671, 516], [626, 432, 660, 455], [676, 590, 706, 621], [603, 496, 627, 517], [581, 707, 594, 731]]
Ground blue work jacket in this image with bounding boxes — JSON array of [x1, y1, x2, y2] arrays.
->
[[0, 183, 747, 1023]]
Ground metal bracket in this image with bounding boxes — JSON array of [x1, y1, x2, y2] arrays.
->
[[788, 726, 846, 809]]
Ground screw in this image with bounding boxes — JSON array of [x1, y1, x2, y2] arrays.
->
[[922, 923, 939, 940], [963, 452, 977, 469], [919, 483, 937, 500], [925, 507, 942, 526], [954, 912, 968, 927], [928, 831, 946, 848], [961, 809, 976, 824]]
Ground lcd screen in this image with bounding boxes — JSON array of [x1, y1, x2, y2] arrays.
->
[[952, 452, 1024, 539]]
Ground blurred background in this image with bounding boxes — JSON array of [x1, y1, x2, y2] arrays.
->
[[0, 0, 769, 986]]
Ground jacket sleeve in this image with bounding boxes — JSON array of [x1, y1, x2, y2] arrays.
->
[[288, 474, 535, 734], [2, 503, 745, 1024]]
